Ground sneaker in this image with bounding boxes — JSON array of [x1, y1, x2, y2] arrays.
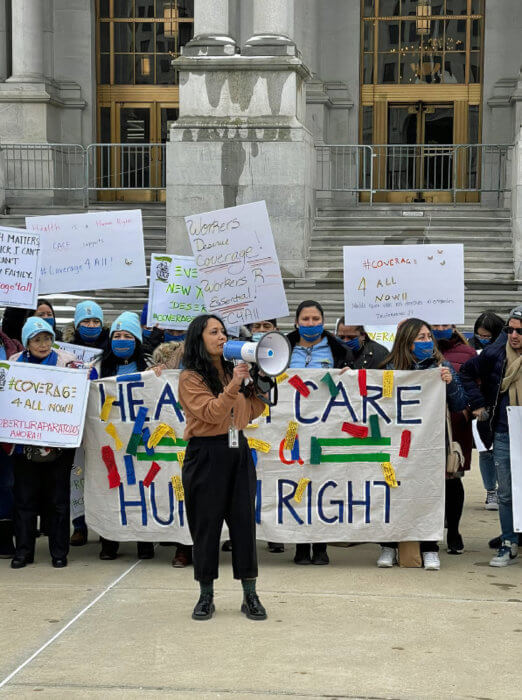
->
[[485, 491, 499, 511], [422, 552, 440, 570], [377, 546, 397, 568], [489, 541, 519, 567], [446, 533, 464, 555], [489, 535, 502, 550]]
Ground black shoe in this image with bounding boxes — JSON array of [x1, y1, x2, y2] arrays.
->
[[221, 539, 232, 552], [294, 544, 311, 565], [70, 529, 88, 547], [11, 555, 34, 569], [447, 533, 464, 555], [268, 542, 284, 553], [241, 592, 267, 620], [192, 594, 215, 621], [312, 550, 330, 565], [99, 548, 118, 560], [489, 535, 502, 550], [137, 542, 155, 559], [52, 557, 67, 568]]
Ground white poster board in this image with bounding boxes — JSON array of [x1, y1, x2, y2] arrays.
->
[[365, 324, 397, 351], [54, 341, 103, 365], [344, 244, 464, 325], [83, 368, 445, 543], [147, 254, 206, 330], [507, 407, 522, 532], [185, 201, 289, 330], [0, 226, 41, 309], [70, 447, 86, 520], [0, 362, 90, 448], [25, 210, 146, 294]]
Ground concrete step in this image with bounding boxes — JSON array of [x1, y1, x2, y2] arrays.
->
[[316, 204, 511, 218]]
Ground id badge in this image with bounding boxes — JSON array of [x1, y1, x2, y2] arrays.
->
[[228, 426, 239, 449]]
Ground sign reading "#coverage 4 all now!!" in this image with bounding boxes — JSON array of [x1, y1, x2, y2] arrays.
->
[[0, 362, 90, 448]]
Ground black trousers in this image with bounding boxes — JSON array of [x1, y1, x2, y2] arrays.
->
[[13, 450, 74, 560], [445, 477, 465, 538], [182, 433, 258, 582]]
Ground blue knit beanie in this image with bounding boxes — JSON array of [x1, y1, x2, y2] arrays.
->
[[22, 316, 56, 348], [110, 312, 142, 342], [74, 300, 104, 328]]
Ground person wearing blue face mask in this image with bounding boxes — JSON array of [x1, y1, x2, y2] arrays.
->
[[376, 317, 466, 572], [27, 299, 63, 341], [336, 318, 388, 370], [469, 311, 504, 352], [287, 300, 354, 566]]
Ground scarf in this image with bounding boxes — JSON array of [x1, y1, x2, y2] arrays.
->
[[17, 349, 58, 366], [500, 341, 522, 406]]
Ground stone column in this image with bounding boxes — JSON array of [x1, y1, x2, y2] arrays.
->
[[183, 0, 236, 57], [244, 0, 297, 56], [0, 1, 8, 82], [7, 0, 44, 82]]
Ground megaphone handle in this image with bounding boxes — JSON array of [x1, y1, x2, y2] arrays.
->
[[235, 359, 251, 385]]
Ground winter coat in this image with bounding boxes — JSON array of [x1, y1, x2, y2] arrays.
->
[[437, 336, 477, 471], [459, 332, 508, 450], [0, 330, 23, 359], [9, 348, 77, 367], [152, 341, 184, 369], [286, 329, 354, 369], [352, 338, 389, 370]]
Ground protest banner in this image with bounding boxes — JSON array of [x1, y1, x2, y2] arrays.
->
[[0, 362, 90, 448], [83, 368, 445, 543], [147, 254, 206, 330], [70, 448, 86, 520], [54, 341, 103, 365], [344, 244, 464, 325], [25, 210, 146, 294], [0, 226, 41, 309], [507, 407, 522, 532], [185, 201, 289, 330]]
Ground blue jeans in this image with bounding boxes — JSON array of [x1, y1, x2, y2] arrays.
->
[[479, 450, 497, 492], [493, 432, 518, 544], [0, 450, 14, 520]]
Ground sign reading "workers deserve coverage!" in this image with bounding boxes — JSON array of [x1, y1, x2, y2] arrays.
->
[[83, 368, 445, 543]]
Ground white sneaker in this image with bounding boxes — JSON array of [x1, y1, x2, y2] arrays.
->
[[485, 490, 499, 511], [377, 546, 396, 568], [489, 541, 519, 567], [423, 552, 440, 570]]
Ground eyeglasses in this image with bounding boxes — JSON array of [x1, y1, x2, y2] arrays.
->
[[305, 348, 313, 366], [505, 326, 522, 335]]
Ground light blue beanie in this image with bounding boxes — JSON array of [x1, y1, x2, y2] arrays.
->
[[110, 311, 142, 343], [74, 300, 103, 328], [22, 316, 56, 348]]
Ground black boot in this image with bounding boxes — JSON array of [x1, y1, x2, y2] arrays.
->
[[192, 593, 215, 621], [137, 542, 155, 559], [0, 520, 15, 558], [241, 592, 267, 620], [294, 543, 311, 564]]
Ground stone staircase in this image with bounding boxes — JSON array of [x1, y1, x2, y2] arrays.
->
[[281, 204, 521, 332], [0, 202, 166, 326]]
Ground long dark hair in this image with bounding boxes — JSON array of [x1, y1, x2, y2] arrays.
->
[[27, 298, 57, 321], [99, 336, 148, 378], [182, 314, 234, 397], [381, 317, 444, 370], [473, 311, 505, 340]]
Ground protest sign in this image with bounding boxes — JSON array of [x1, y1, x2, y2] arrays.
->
[[365, 324, 397, 351], [344, 244, 464, 325], [185, 201, 289, 330], [54, 341, 103, 365], [70, 448, 86, 520], [25, 210, 146, 294], [0, 226, 41, 309], [147, 254, 206, 330], [83, 368, 445, 543], [0, 362, 90, 448], [507, 407, 522, 532]]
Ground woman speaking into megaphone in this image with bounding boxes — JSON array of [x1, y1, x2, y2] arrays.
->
[[178, 314, 268, 622]]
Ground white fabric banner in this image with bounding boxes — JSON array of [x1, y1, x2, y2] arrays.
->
[[84, 368, 446, 543], [507, 407, 522, 532], [0, 226, 41, 309]]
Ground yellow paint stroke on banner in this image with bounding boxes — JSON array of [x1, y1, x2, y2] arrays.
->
[[247, 438, 271, 453], [171, 475, 185, 501], [105, 423, 123, 451], [381, 462, 398, 488], [177, 450, 185, 469], [382, 370, 394, 399], [147, 423, 176, 448], [294, 478, 311, 503], [284, 420, 298, 450], [276, 373, 289, 384], [100, 395, 116, 422]]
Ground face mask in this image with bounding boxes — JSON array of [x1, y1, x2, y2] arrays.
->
[[343, 337, 361, 352], [298, 324, 323, 342], [142, 328, 152, 339], [413, 341, 434, 361], [164, 332, 186, 343], [78, 325, 102, 342], [111, 338, 136, 359], [475, 335, 491, 346], [433, 328, 453, 341], [42, 317, 55, 329], [251, 333, 264, 342]]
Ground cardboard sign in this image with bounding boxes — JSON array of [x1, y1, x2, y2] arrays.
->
[[147, 254, 206, 330], [0, 362, 90, 448], [507, 407, 522, 532], [83, 368, 445, 543], [364, 324, 397, 351], [344, 244, 464, 325], [25, 210, 146, 294], [185, 201, 289, 330], [0, 226, 41, 309], [54, 341, 103, 365]]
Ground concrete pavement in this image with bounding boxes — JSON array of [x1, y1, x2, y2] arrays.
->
[[0, 457, 521, 699]]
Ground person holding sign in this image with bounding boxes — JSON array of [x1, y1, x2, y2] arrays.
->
[[376, 318, 466, 571], [9, 317, 77, 569], [26, 298, 63, 341], [287, 300, 354, 566], [178, 314, 267, 621]]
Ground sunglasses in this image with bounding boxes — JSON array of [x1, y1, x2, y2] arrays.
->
[[505, 326, 522, 335], [305, 348, 313, 366]]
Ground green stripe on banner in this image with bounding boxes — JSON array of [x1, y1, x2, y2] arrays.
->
[[318, 438, 391, 446], [320, 453, 390, 463], [136, 452, 181, 462], [369, 415, 381, 439], [156, 437, 187, 447]]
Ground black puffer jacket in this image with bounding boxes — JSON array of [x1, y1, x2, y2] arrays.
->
[[352, 338, 389, 369]]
